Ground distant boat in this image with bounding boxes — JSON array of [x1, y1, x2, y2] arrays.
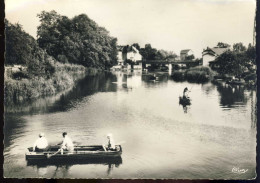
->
[[179, 96, 191, 106]]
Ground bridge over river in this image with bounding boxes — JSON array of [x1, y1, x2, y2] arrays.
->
[[140, 59, 200, 70]]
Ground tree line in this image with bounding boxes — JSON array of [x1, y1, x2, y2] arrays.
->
[[214, 42, 256, 79], [129, 43, 177, 61], [5, 10, 118, 76], [37, 11, 117, 69]]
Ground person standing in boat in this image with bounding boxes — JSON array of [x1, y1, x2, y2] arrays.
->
[[60, 132, 74, 154], [33, 133, 48, 152], [103, 133, 116, 151], [183, 87, 189, 99]]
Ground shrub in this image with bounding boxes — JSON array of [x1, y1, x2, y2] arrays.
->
[[171, 70, 186, 81], [186, 70, 209, 83], [171, 66, 216, 83]]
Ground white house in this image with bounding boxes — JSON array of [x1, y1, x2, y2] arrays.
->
[[180, 49, 194, 61], [202, 46, 230, 66], [124, 46, 142, 63]]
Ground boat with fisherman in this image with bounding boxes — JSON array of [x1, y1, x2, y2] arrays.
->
[[25, 145, 122, 161], [179, 96, 191, 106]]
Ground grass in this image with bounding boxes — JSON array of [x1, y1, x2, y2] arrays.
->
[[4, 63, 99, 104]]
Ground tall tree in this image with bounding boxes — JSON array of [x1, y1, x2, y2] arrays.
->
[[233, 42, 246, 53], [132, 43, 140, 50], [5, 20, 55, 78], [217, 42, 230, 48], [37, 11, 118, 68]]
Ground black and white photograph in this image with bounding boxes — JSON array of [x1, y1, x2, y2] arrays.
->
[[4, 0, 257, 179]]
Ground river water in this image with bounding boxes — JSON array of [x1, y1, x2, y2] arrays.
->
[[4, 71, 256, 179]]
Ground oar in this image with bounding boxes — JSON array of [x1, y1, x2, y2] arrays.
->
[[46, 148, 61, 159]]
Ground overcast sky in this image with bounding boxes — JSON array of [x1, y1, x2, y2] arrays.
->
[[6, 0, 256, 57]]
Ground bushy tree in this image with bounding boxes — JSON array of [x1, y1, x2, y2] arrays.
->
[[37, 11, 118, 68], [215, 50, 251, 79], [217, 42, 230, 48], [246, 43, 256, 65], [139, 43, 176, 61], [233, 42, 246, 53], [5, 20, 55, 78]]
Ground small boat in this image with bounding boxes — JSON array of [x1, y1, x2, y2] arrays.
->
[[25, 145, 122, 161], [179, 96, 191, 106]]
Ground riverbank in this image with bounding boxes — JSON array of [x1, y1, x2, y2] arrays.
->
[[171, 66, 256, 89], [4, 64, 100, 104]]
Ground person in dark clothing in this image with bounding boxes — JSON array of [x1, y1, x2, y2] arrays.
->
[[183, 87, 189, 99]]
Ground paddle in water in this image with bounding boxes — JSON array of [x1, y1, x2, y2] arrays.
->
[[47, 148, 61, 158]]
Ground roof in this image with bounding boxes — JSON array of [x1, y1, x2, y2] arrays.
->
[[202, 47, 229, 56], [123, 45, 139, 53], [211, 47, 229, 55], [180, 49, 191, 54]]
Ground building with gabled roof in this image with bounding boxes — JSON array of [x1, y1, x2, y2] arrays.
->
[[122, 45, 142, 63], [202, 46, 230, 66], [180, 49, 194, 61]]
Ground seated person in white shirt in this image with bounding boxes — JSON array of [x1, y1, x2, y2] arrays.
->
[[103, 133, 116, 151], [33, 133, 48, 152], [60, 132, 74, 154]]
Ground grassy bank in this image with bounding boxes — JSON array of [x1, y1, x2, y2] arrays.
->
[[4, 64, 99, 104], [171, 66, 217, 83]]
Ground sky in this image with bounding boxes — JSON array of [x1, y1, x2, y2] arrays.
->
[[5, 0, 256, 58]]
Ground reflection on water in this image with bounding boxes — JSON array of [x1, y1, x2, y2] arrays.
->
[[4, 71, 256, 179], [5, 72, 118, 115], [217, 84, 248, 108], [27, 157, 122, 177]]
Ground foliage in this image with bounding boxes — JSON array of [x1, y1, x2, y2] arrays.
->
[[5, 20, 56, 78], [194, 58, 203, 65], [246, 43, 256, 65], [217, 42, 230, 48], [5, 19, 90, 103], [132, 43, 140, 50], [214, 43, 255, 79], [139, 43, 177, 61], [37, 11, 118, 68], [171, 71, 186, 81], [5, 64, 88, 103], [171, 66, 216, 83], [244, 73, 256, 81], [186, 55, 195, 61], [233, 42, 246, 53]]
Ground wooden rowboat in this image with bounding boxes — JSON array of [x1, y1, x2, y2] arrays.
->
[[25, 145, 122, 161]]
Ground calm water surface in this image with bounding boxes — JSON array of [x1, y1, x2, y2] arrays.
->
[[4, 71, 256, 179]]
